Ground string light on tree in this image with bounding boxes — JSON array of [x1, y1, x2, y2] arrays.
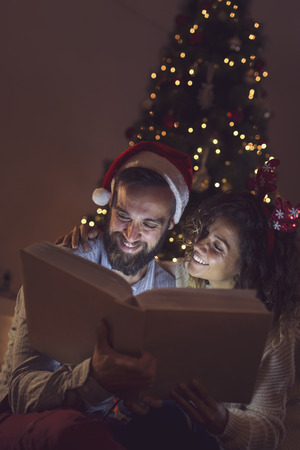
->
[[120, 0, 271, 260]]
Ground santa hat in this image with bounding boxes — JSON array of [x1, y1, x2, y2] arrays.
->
[[92, 141, 193, 224]]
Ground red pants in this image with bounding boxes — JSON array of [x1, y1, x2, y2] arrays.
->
[[0, 407, 125, 450]]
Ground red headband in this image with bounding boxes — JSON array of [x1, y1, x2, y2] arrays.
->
[[248, 158, 300, 257]]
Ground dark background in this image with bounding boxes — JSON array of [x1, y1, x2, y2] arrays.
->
[[1, 0, 299, 292]]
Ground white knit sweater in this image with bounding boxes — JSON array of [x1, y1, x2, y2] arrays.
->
[[160, 259, 300, 450]]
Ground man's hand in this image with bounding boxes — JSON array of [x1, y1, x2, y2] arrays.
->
[[171, 379, 229, 435], [54, 223, 99, 251], [90, 321, 157, 397]]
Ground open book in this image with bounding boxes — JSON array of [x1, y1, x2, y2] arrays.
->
[[20, 241, 273, 403]]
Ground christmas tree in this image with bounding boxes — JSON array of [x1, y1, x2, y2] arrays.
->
[[88, 0, 272, 260]]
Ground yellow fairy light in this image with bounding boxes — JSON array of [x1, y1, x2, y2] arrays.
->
[[194, 154, 199, 160], [190, 28, 195, 34], [201, 123, 207, 129], [149, 126, 154, 131], [265, 196, 271, 203], [224, 58, 229, 64], [263, 71, 268, 77], [137, 133, 142, 139], [96, 208, 102, 214], [175, 80, 181, 86], [233, 130, 239, 136], [161, 131, 166, 136], [174, 122, 179, 128], [204, 13, 209, 18], [81, 218, 87, 224], [169, 237, 174, 242], [254, 22, 260, 28], [188, 127, 194, 133], [89, 221, 95, 227], [249, 34, 256, 40], [240, 134, 245, 139], [222, 178, 227, 183], [215, 182, 220, 188], [250, 55, 256, 60], [155, 135, 160, 140], [189, 69, 195, 75], [262, 143, 267, 149], [175, 34, 180, 40], [180, 52, 186, 58], [194, 165, 199, 171], [150, 93, 156, 99], [197, 147, 203, 153], [248, 88, 255, 99], [229, 121, 234, 127], [226, 1, 231, 5], [161, 65, 166, 71], [213, 139, 218, 144], [194, 24, 198, 29], [151, 73, 157, 79], [187, 80, 193, 86], [229, 61, 234, 66], [256, 76, 261, 82], [202, 9, 207, 14], [172, 258, 178, 262], [241, 58, 246, 63], [230, 13, 235, 18], [170, 67, 176, 73], [102, 209, 107, 215], [233, 4, 238, 9], [215, 149, 221, 154]]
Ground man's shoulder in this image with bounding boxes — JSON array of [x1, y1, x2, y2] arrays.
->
[[72, 235, 103, 263], [153, 258, 177, 288]]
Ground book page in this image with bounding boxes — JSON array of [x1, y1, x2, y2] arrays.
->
[[22, 241, 133, 302], [135, 287, 266, 313]]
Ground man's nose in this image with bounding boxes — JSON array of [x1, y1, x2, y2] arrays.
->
[[123, 221, 141, 242]]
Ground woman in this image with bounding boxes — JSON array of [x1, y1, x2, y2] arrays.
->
[[162, 189, 300, 449]]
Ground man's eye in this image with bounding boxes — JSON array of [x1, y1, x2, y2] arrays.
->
[[143, 222, 157, 230], [117, 213, 130, 222]]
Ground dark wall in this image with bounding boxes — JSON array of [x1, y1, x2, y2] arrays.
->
[[1, 0, 299, 292]]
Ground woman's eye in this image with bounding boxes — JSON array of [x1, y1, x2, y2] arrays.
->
[[214, 243, 224, 253]]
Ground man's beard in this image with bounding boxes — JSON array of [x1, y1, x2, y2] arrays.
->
[[103, 226, 169, 276]]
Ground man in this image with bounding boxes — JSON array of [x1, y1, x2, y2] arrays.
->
[[0, 141, 193, 449]]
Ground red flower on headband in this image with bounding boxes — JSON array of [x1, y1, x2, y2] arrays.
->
[[269, 197, 300, 232], [247, 158, 280, 199]]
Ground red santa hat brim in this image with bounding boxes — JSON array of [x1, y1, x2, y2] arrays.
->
[[92, 141, 193, 224]]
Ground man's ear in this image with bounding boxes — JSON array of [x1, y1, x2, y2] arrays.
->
[[168, 217, 175, 230]]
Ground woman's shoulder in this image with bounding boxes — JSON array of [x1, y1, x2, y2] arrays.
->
[[158, 258, 190, 287]]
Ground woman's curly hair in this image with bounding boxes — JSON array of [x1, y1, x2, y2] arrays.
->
[[183, 191, 300, 321]]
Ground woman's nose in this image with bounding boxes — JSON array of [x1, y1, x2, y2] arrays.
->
[[194, 238, 208, 253]]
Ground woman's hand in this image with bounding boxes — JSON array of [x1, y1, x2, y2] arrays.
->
[[171, 378, 229, 435], [55, 222, 99, 251]]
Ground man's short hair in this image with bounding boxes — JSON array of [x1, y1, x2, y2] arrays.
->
[[112, 166, 176, 219]]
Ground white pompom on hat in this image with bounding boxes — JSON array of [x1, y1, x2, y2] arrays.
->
[[92, 141, 193, 224]]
